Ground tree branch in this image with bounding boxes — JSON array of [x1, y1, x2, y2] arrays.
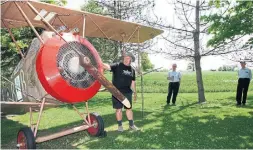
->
[[181, 2, 195, 30], [176, 0, 195, 7], [162, 35, 195, 52], [202, 36, 244, 56]]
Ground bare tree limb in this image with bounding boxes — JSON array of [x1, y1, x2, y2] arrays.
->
[[181, 2, 195, 30], [162, 35, 195, 52], [176, 0, 195, 7]]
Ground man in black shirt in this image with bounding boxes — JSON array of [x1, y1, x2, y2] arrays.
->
[[103, 52, 139, 132]]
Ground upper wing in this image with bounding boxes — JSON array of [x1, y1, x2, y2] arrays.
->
[[1, 1, 163, 43]]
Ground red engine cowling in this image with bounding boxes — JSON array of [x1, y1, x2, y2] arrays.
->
[[36, 33, 103, 104]]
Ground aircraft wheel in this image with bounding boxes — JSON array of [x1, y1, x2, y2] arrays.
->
[[99, 130, 107, 138], [86, 113, 104, 137], [17, 127, 36, 149]]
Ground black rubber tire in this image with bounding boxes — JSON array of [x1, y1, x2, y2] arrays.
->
[[17, 127, 36, 149], [99, 130, 107, 138], [86, 112, 104, 137]]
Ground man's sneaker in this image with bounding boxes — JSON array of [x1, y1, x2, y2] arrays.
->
[[118, 126, 124, 132], [129, 125, 140, 131]]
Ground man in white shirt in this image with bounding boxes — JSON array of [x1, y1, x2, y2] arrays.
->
[[167, 64, 181, 105], [236, 61, 252, 106]]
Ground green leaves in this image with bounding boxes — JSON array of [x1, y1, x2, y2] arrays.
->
[[1, 0, 66, 78], [141, 52, 154, 71], [203, 1, 253, 47], [81, 0, 104, 14]]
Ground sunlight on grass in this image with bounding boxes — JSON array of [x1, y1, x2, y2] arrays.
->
[[1, 71, 253, 149]]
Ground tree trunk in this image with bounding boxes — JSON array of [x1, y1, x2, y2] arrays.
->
[[194, 0, 206, 103], [194, 56, 206, 103], [192, 62, 195, 71]]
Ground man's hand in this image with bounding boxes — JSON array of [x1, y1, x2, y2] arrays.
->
[[102, 63, 111, 71], [133, 92, 137, 102]]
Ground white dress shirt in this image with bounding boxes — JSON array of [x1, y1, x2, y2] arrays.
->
[[168, 71, 181, 82], [238, 68, 252, 80]]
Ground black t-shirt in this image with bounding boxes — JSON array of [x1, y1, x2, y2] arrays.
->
[[110, 62, 135, 93]]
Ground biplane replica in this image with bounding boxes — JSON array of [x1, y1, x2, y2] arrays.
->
[[1, 0, 163, 149]]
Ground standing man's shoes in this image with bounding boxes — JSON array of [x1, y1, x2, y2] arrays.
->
[[129, 125, 140, 131], [118, 126, 124, 132]]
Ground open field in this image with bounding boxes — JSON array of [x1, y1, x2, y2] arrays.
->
[[105, 71, 253, 93], [1, 71, 253, 149]]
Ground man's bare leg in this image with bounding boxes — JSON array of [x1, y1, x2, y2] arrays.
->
[[126, 109, 139, 130], [126, 109, 133, 120], [116, 109, 123, 131]]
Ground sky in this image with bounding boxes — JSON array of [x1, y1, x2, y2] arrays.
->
[[65, 0, 240, 71]]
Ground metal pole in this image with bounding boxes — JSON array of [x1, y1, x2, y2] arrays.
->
[[34, 98, 46, 137], [14, 2, 44, 44], [72, 104, 91, 126], [85, 102, 91, 124], [137, 28, 144, 118], [82, 14, 86, 37], [36, 124, 90, 143], [1, 20, 24, 58], [29, 107, 34, 131]]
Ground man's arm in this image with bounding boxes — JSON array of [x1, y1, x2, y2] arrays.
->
[[167, 72, 170, 80], [131, 80, 137, 101], [131, 80, 136, 93], [179, 72, 182, 83], [249, 69, 252, 81], [102, 63, 111, 71]]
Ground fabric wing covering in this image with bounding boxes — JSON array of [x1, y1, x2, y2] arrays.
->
[[1, 1, 163, 43]]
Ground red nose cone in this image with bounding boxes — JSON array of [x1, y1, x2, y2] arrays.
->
[[36, 33, 103, 104]]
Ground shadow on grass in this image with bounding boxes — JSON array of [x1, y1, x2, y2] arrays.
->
[[82, 114, 253, 149], [2, 93, 253, 149], [226, 95, 253, 109], [1, 110, 152, 149], [162, 101, 198, 114], [1, 118, 27, 148], [2, 108, 253, 149]]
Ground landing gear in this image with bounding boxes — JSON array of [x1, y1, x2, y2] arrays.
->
[[17, 127, 36, 149], [86, 113, 106, 137]]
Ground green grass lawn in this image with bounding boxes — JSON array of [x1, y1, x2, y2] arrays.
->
[[104, 71, 253, 93], [1, 91, 253, 149]]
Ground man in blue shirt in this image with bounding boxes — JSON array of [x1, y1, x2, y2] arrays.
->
[[167, 64, 181, 105], [236, 61, 252, 106]]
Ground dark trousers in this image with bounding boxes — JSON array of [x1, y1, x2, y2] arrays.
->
[[236, 78, 250, 104], [167, 82, 180, 104]]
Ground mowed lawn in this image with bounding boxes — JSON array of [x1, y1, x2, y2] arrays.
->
[[132, 71, 253, 93], [1, 71, 253, 149]]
